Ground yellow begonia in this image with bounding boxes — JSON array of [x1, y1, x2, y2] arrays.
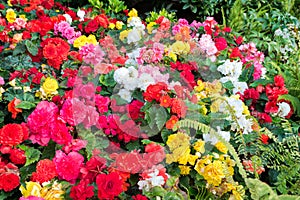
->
[[116, 21, 124, 30], [20, 181, 64, 200], [128, 8, 138, 17], [73, 35, 87, 48], [194, 80, 205, 92], [147, 22, 157, 34], [87, 34, 98, 45], [193, 140, 205, 153], [6, 8, 16, 23], [119, 30, 130, 41], [166, 132, 190, 151], [171, 41, 190, 55], [242, 104, 250, 115], [179, 165, 191, 175], [202, 160, 225, 186], [109, 23, 116, 29], [7, 0, 12, 6], [215, 142, 228, 154], [20, 182, 43, 197], [42, 77, 59, 95]]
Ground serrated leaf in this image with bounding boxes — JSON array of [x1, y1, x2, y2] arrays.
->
[[25, 40, 38, 56], [250, 79, 273, 87], [19, 146, 41, 166], [15, 101, 36, 109]]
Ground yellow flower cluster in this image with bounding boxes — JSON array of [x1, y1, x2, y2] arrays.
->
[[194, 79, 223, 100], [166, 131, 244, 199], [73, 34, 98, 48], [36, 77, 59, 100], [6, 8, 16, 23], [170, 41, 190, 55], [127, 8, 138, 23], [20, 181, 65, 200], [109, 21, 124, 30]]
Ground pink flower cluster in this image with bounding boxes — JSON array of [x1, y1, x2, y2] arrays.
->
[[79, 44, 105, 66], [137, 42, 165, 64], [54, 21, 81, 44], [27, 101, 72, 146]]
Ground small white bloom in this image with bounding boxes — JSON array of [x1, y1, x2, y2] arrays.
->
[[113, 67, 129, 84], [77, 10, 85, 21], [276, 102, 291, 118], [127, 28, 142, 44], [63, 14, 72, 24], [118, 89, 132, 102], [203, 127, 230, 145], [138, 73, 155, 90], [123, 77, 139, 91], [127, 66, 138, 78], [232, 81, 248, 95]]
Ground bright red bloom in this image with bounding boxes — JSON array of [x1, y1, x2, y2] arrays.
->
[[31, 159, 57, 184], [214, 37, 228, 51], [95, 14, 109, 28], [110, 150, 143, 174], [165, 115, 179, 129], [274, 75, 285, 87], [126, 100, 144, 120], [84, 19, 99, 34], [0, 173, 20, 192], [230, 47, 242, 59], [160, 95, 172, 108], [132, 194, 148, 200], [9, 149, 26, 165], [260, 134, 269, 144], [70, 179, 94, 200], [96, 172, 123, 199], [0, 123, 28, 146], [143, 82, 169, 102], [171, 99, 187, 118], [53, 150, 84, 184], [8, 97, 22, 119], [80, 155, 106, 182]]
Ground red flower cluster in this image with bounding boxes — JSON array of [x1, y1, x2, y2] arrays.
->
[[96, 172, 123, 199], [84, 14, 109, 33], [143, 82, 169, 102], [42, 37, 70, 69], [0, 123, 28, 146], [110, 143, 165, 174], [0, 161, 20, 192], [31, 159, 57, 184], [170, 61, 198, 88], [70, 179, 94, 200]]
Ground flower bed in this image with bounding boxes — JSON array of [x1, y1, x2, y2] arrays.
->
[[0, 1, 299, 199]]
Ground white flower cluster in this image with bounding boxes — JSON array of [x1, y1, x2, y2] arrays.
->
[[219, 96, 253, 134], [203, 126, 231, 145], [137, 169, 168, 191], [275, 102, 291, 118], [127, 17, 145, 44], [217, 60, 248, 95]]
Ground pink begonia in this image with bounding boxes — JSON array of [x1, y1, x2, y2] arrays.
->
[[27, 101, 58, 146], [95, 94, 110, 114], [79, 44, 105, 66], [138, 65, 169, 85], [60, 98, 87, 126], [82, 105, 98, 129], [0, 76, 4, 85], [51, 119, 72, 146], [53, 150, 84, 184], [54, 21, 70, 35], [14, 18, 26, 30], [62, 27, 75, 40], [19, 196, 45, 200], [62, 139, 87, 154]]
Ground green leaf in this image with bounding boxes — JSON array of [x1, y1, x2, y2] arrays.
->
[[25, 40, 38, 56], [19, 145, 41, 166], [250, 79, 273, 87], [15, 101, 36, 110], [0, 111, 4, 125], [13, 42, 26, 56], [223, 81, 234, 90]]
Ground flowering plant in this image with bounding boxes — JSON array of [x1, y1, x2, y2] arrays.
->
[[0, 0, 299, 199]]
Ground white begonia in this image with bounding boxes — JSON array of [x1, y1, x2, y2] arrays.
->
[[123, 77, 139, 91], [138, 73, 155, 90], [217, 60, 243, 81], [236, 115, 253, 134], [127, 66, 139, 78], [219, 97, 244, 118], [203, 127, 230, 145], [276, 102, 291, 118], [125, 48, 141, 65], [127, 28, 142, 44], [232, 81, 248, 95], [63, 14, 72, 24], [137, 169, 166, 191], [128, 17, 145, 29], [77, 10, 85, 21], [118, 89, 132, 102], [113, 67, 129, 84]]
